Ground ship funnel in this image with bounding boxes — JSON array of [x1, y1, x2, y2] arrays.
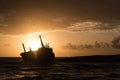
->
[[39, 35, 44, 48], [22, 43, 26, 53]]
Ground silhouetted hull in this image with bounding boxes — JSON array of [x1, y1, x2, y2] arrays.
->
[[20, 48, 55, 65], [20, 35, 55, 65]]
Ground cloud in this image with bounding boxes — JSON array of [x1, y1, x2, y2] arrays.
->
[[62, 41, 111, 50], [63, 35, 120, 50], [62, 42, 99, 50], [0, 0, 120, 34], [111, 35, 120, 48], [65, 21, 120, 32]]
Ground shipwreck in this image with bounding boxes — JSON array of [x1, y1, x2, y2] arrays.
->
[[20, 35, 55, 64]]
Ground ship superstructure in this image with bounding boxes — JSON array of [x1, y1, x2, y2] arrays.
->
[[20, 35, 55, 64]]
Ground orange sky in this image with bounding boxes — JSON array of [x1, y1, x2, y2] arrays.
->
[[0, 30, 120, 57], [0, 0, 120, 57]]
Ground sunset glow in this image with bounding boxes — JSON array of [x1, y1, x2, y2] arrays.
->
[[0, 0, 120, 57], [1, 1, 120, 79], [29, 40, 40, 51]]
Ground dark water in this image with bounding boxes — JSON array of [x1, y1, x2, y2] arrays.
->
[[0, 57, 120, 80]]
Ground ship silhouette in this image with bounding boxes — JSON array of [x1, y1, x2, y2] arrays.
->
[[20, 35, 55, 64]]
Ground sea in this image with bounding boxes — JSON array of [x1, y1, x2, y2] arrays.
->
[[0, 57, 120, 80]]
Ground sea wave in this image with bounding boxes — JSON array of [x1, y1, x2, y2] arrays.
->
[[0, 57, 120, 80]]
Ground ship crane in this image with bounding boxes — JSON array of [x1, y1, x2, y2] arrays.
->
[[22, 43, 26, 53], [39, 35, 44, 48]]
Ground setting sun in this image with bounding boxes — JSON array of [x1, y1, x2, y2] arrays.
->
[[0, 0, 120, 79], [29, 39, 40, 51]]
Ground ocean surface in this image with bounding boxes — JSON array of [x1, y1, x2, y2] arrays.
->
[[0, 57, 120, 80]]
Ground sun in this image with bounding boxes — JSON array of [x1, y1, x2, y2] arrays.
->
[[23, 33, 47, 51], [29, 40, 40, 51]]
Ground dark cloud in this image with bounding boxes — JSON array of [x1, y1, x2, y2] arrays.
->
[[0, 0, 120, 34], [111, 35, 120, 48], [62, 42, 99, 50], [63, 35, 120, 50], [62, 41, 111, 49]]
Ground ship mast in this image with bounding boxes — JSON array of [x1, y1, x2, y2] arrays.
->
[[39, 35, 44, 48], [22, 43, 26, 53]]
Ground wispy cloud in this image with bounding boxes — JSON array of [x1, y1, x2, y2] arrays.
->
[[65, 21, 120, 32]]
